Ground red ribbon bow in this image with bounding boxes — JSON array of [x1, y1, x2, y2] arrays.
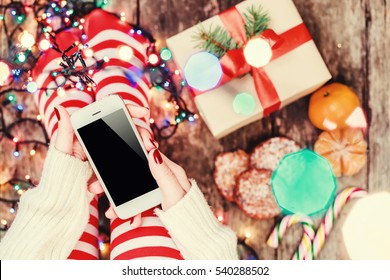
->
[[196, 6, 312, 116]]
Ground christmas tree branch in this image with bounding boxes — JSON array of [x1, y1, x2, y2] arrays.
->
[[244, 5, 270, 39], [193, 24, 240, 58]]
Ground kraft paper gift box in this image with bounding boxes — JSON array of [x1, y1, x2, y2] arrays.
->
[[166, 0, 332, 139]]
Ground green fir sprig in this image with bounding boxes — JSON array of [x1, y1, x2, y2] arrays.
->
[[194, 5, 270, 58], [193, 24, 241, 58], [244, 5, 270, 38]]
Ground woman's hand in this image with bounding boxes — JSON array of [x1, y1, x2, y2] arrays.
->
[[54, 104, 191, 226]]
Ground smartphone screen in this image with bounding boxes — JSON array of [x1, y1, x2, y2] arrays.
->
[[77, 109, 157, 206]]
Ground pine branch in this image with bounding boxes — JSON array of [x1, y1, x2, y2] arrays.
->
[[193, 24, 240, 57], [244, 5, 270, 39]]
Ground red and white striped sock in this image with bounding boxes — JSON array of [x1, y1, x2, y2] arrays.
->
[[110, 208, 183, 260], [32, 30, 99, 260], [85, 10, 182, 260]]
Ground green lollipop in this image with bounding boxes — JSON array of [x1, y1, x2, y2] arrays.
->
[[272, 149, 337, 216]]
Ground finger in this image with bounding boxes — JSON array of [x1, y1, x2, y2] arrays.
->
[[130, 213, 142, 229], [54, 106, 74, 155], [125, 104, 149, 119], [72, 140, 87, 161], [88, 179, 104, 195], [148, 149, 186, 210], [105, 206, 117, 219], [162, 156, 191, 192], [138, 127, 158, 152]]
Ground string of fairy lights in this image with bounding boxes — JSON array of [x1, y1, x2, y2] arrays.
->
[[0, 0, 197, 232]]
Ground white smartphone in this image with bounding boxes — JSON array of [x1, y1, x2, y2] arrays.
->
[[70, 94, 161, 219]]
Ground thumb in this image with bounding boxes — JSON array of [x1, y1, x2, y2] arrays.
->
[[54, 106, 74, 155], [148, 149, 185, 210]]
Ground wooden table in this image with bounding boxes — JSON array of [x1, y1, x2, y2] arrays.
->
[[105, 0, 389, 260]]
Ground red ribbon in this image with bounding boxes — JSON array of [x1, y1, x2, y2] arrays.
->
[[194, 6, 312, 116]]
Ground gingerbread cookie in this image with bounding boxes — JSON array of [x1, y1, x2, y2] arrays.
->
[[250, 137, 301, 171], [235, 168, 280, 219], [213, 150, 249, 201]]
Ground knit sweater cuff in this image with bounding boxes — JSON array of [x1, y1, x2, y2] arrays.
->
[[0, 146, 93, 259], [38, 145, 93, 200], [155, 180, 238, 260]]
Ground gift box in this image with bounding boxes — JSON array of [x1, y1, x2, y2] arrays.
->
[[166, 0, 332, 138]]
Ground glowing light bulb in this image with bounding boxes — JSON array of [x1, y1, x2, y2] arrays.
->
[[13, 150, 20, 157], [243, 38, 272, 68], [57, 87, 65, 97], [217, 215, 224, 222], [17, 52, 26, 63], [13, 137, 19, 143], [20, 31, 35, 48], [36, 114, 42, 121], [76, 82, 83, 90], [118, 45, 134, 61], [7, 93, 16, 102], [16, 15, 25, 23], [120, 12, 126, 21], [245, 231, 252, 239], [30, 149, 36, 156], [149, 118, 155, 124], [26, 81, 38, 93], [1, 219, 7, 225], [148, 53, 160, 66], [14, 184, 20, 191], [84, 48, 94, 58], [0, 61, 11, 84], [25, 174, 30, 180], [39, 39, 51, 51], [10, 208, 15, 214], [16, 104, 24, 112], [160, 48, 172, 61]]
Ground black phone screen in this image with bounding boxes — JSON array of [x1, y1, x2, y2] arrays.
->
[[77, 109, 157, 206]]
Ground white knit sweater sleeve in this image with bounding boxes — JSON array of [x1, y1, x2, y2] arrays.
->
[[0, 146, 93, 260], [155, 180, 239, 260]]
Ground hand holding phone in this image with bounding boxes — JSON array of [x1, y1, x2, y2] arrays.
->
[[55, 96, 192, 221], [70, 95, 161, 219]]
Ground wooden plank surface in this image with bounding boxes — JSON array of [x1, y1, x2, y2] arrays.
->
[[367, 0, 390, 192]]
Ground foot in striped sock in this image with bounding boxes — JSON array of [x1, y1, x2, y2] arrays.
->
[[32, 30, 99, 260]]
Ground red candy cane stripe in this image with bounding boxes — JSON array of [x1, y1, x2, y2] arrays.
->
[[267, 214, 315, 260]]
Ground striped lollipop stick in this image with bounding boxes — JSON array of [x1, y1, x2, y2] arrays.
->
[[267, 214, 316, 260], [304, 187, 367, 260]]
